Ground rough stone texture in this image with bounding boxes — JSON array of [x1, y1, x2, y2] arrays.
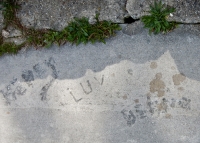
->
[[126, 0, 200, 23], [16, 0, 127, 31], [3, 26, 26, 45], [1, 0, 200, 34], [0, 11, 4, 31], [122, 20, 145, 36], [1, 25, 200, 142]]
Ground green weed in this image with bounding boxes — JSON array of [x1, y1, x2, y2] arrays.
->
[[44, 30, 66, 47], [24, 28, 50, 48], [65, 14, 121, 45], [0, 0, 20, 28], [0, 42, 22, 56], [141, 1, 178, 34]]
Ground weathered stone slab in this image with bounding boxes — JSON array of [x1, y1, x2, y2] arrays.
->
[[126, 0, 200, 23], [16, 0, 127, 31], [3, 26, 26, 45]]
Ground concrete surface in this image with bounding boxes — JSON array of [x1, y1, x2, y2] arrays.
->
[[0, 24, 200, 143], [126, 0, 200, 23]]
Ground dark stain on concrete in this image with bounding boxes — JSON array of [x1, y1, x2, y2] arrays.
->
[[10, 77, 17, 85], [150, 62, 157, 69], [150, 73, 165, 97], [178, 97, 191, 110], [40, 79, 54, 101], [127, 69, 133, 75], [15, 86, 26, 95], [121, 109, 136, 126], [147, 96, 154, 114], [134, 99, 139, 103], [33, 63, 46, 78], [46, 57, 58, 79], [0, 84, 18, 104], [135, 109, 146, 119], [172, 73, 186, 85], [21, 70, 34, 82]]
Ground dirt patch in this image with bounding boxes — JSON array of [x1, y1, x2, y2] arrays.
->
[[172, 73, 186, 85], [150, 73, 165, 97], [150, 62, 157, 69]]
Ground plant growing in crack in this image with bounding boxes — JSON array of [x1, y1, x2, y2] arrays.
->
[[141, 1, 178, 34], [0, 0, 121, 56], [65, 14, 121, 45]]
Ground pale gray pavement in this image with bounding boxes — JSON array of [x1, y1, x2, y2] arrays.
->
[[0, 24, 200, 143]]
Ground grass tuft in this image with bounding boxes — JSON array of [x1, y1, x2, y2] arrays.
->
[[141, 1, 178, 34], [65, 14, 121, 45]]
